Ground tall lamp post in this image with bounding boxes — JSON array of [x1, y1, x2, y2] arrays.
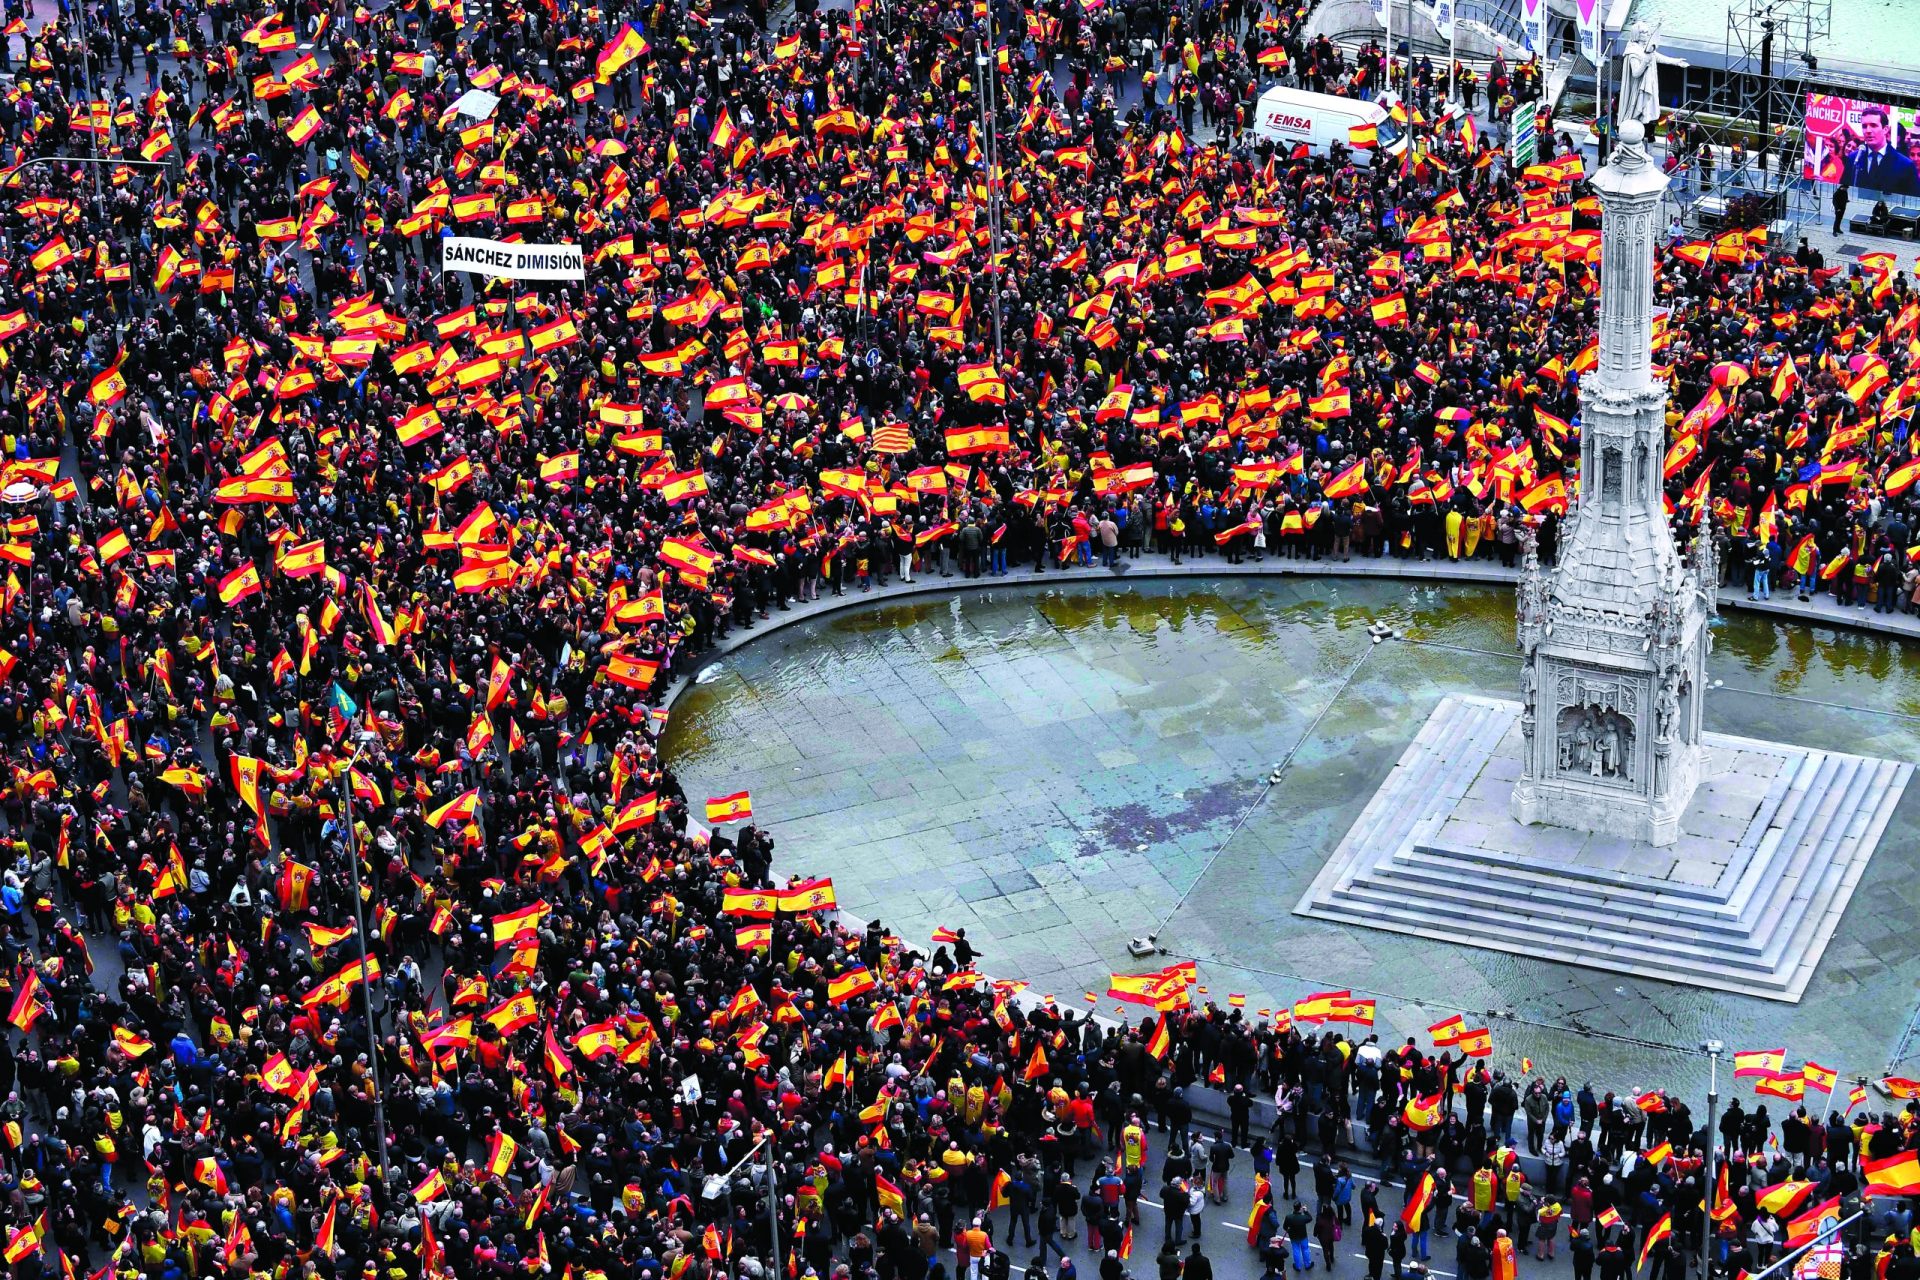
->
[[1701, 1040, 1723, 1276], [342, 730, 393, 1188]]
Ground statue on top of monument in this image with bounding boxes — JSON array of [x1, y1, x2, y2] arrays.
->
[[1619, 22, 1687, 137]]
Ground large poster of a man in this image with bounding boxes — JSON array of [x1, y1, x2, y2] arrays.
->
[[1804, 94, 1920, 196]]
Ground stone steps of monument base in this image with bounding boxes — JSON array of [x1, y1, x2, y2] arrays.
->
[[1753, 756, 1913, 994], [1717, 748, 1838, 918], [1316, 875, 1791, 974], [1293, 895, 1810, 1002], [1727, 753, 1905, 976], [1306, 749, 1909, 1001], [1314, 698, 1516, 897], [1312, 881, 1809, 994], [1718, 751, 1861, 928], [1381, 849, 1755, 937], [1377, 748, 1901, 965]]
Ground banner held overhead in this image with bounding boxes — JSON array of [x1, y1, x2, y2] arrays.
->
[[440, 236, 585, 281]]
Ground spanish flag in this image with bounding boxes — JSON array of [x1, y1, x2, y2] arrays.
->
[[1349, 122, 1379, 148], [595, 23, 649, 81], [485, 1132, 519, 1177], [1145, 1013, 1171, 1061], [778, 879, 838, 913], [425, 787, 480, 829], [1518, 474, 1569, 515], [875, 1173, 905, 1216], [944, 426, 1011, 456], [1402, 1093, 1444, 1132], [828, 967, 876, 1005], [491, 901, 547, 944], [112, 1026, 155, 1058], [1322, 460, 1368, 501], [721, 888, 777, 919], [1371, 293, 1409, 327], [1400, 1177, 1437, 1230], [217, 561, 264, 606], [286, 104, 323, 146], [486, 992, 539, 1036], [1637, 1213, 1672, 1271], [1732, 1047, 1786, 1077], [605, 652, 660, 690], [30, 237, 74, 275], [705, 792, 754, 823], [540, 451, 582, 484], [89, 359, 129, 407]]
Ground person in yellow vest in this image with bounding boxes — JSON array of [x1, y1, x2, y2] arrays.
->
[[1471, 1163, 1496, 1214], [1121, 1117, 1147, 1172], [1504, 1164, 1527, 1224]]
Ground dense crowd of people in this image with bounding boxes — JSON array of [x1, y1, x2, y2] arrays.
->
[[0, 0, 1918, 1274]]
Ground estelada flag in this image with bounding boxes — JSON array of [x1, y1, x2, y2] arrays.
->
[[705, 792, 753, 823]]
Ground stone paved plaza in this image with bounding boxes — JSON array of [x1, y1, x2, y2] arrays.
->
[[665, 578, 1920, 1098]]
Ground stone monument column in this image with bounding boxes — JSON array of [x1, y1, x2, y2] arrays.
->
[[1510, 122, 1708, 848]]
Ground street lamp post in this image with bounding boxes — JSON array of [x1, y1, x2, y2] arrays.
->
[[342, 731, 393, 1189], [1701, 1040, 1722, 1276]]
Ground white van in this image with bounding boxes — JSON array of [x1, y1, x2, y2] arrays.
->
[[1252, 86, 1406, 163]]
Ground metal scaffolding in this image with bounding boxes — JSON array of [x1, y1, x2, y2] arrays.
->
[[1670, 0, 1830, 222]]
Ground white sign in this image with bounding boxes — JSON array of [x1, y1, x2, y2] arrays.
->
[[1575, 0, 1603, 67], [1519, 0, 1546, 54], [1430, 0, 1454, 41], [440, 236, 585, 281], [450, 88, 500, 120]]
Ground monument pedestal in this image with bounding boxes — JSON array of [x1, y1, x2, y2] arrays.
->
[[1293, 695, 1912, 1003]]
